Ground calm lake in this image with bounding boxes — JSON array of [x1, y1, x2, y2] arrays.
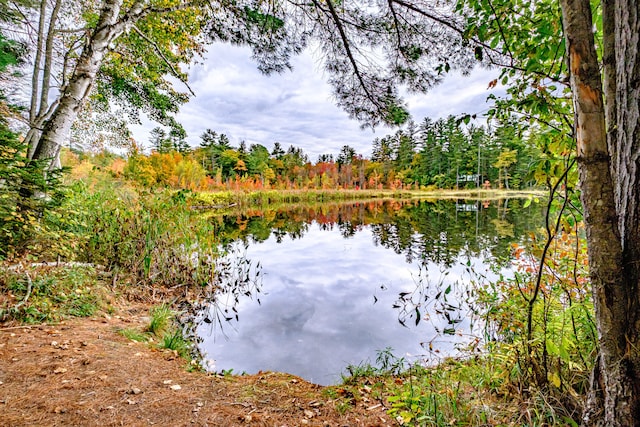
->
[[196, 198, 543, 385]]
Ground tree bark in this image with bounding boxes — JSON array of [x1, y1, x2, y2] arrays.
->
[[29, 0, 200, 167], [31, 0, 124, 167], [30, 0, 155, 167], [611, 1, 640, 422], [560, 0, 640, 425]]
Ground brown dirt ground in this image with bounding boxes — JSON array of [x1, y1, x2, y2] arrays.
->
[[0, 308, 394, 427]]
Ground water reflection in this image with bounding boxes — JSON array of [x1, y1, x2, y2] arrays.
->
[[211, 198, 537, 267], [196, 198, 542, 385]]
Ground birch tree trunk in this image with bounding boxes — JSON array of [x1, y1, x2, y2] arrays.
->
[[560, 0, 640, 425], [29, 0, 154, 168], [31, 0, 123, 167]]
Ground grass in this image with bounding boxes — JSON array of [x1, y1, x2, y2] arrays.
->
[[333, 345, 581, 426], [330, 357, 506, 426], [70, 183, 219, 290], [160, 329, 191, 359], [0, 265, 107, 323], [147, 304, 173, 336], [118, 327, 150, 342], [116, 304, 194, 364], [336, 355, 581, 426]]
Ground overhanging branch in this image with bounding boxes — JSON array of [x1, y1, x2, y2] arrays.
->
[[132, 25, 195, 96]]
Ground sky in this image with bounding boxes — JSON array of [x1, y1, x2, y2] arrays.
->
[[130, 42, 500, 161]]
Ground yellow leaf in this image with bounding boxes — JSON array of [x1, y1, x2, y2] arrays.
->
[[548, 371, 561, 388]]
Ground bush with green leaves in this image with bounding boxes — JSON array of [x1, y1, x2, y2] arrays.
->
[[0, 120, 70, 260], [68, 183, 219, 288]]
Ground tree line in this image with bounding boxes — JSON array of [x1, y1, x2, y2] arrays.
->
[[118, 116, 540, 191]]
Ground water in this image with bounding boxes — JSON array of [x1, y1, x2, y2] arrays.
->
[[196, 198, 542, 385]]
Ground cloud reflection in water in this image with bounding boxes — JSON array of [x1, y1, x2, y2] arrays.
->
[[198, 224, 492, 385]]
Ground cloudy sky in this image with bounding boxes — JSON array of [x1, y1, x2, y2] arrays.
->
[[130, 42, 500, 160]]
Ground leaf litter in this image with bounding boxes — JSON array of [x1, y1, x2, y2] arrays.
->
[[0, 303, 391, 426]]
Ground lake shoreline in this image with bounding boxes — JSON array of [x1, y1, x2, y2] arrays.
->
[[0, 262, 521, 426], [0, 187, 576, 426]]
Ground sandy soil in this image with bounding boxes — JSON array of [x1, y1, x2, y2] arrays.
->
[[0, 309, 394, 426]]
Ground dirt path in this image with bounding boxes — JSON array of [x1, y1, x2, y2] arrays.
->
[[0, 311, 393, 426]]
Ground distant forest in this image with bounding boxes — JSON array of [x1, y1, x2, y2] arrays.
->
[[69, 115, 540, 191]]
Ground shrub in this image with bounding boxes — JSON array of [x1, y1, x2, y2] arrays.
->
[[0, 121, 69, 260]]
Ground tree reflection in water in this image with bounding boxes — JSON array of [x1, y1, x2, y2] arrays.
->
[[189, 198, 542, 379]]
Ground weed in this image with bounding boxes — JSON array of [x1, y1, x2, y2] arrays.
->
[[385, 359, 505, 426], [376, 347, 406, 375], [322, 388, 339, 399], [0, 266, 104, 323], [68, 183, 219, 290], [342, 347, 406, 385], [160, 329, 190, 359], [118, 328, 150, 342], [341, 362, 379, 385], [147, 304, 172, 336], [323, 386, 355, 415], [334, 400, 352, 415]]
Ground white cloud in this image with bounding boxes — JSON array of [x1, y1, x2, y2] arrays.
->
[[130, 43, 500, 160]]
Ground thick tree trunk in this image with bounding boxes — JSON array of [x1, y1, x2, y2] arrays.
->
[[31, 0, 124, 167], [561, 0, 640, 425], [30, 0, 152, 168], [610, 0, 640, 422]]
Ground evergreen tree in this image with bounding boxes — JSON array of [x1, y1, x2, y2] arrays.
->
[[149, 127, 172, 154], [169, 127, 190, 154], [337, 145, 356, 166], [271, 142, 285, 159]]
